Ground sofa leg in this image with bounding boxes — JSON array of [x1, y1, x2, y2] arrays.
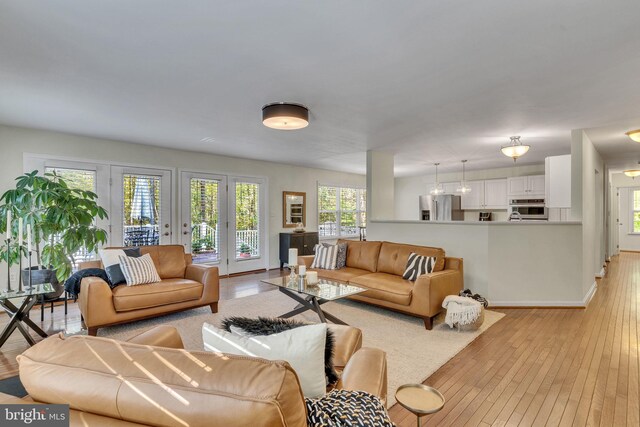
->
[[209, 302, 218, 314], [88, 327, 98, 336], [423, 316, 433, 330]]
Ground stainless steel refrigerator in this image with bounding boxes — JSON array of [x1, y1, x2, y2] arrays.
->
[[419, 195, 464, 221]]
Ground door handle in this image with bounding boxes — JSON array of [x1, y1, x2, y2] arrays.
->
[[163, 232, 170, 236], [183, 231, 189, 235]]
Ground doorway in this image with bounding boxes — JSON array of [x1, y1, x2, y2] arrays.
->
[[180, 172, 266, 275], [618, 187, 640, 251]]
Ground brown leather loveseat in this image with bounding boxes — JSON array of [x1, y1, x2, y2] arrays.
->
[[0, 325, 387, 426], [79, 245, 219, 336], [300, 240, 463, 329]]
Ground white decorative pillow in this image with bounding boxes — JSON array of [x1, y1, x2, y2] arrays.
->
[[202, 322, 327, 398], [311, 244, 338, 270], [118, 253, 161, 286]]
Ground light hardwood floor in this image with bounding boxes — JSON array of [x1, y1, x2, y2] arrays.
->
[[1, 254, 638, 426]]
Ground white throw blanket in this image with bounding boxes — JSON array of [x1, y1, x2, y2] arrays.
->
[[442, 295, 482, 328]]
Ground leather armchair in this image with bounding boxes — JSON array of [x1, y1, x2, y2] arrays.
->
[[1, 325, 388, 426], [78, 245, 219, 335]]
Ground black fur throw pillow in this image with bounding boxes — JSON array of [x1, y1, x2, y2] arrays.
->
[[221, 316, 339, 385]]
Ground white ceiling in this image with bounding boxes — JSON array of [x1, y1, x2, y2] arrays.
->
[[1, 1, 639, 176]]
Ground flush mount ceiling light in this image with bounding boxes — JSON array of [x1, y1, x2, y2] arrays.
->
[[625, 129, 640, 143], [501, 136, 530, 162], [456, 160, 472, 194], [430, 163, 444, 195], [262, 102, 309, 130], [624, 170, 640, 178]]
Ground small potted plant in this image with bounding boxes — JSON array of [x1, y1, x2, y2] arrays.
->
[[0, 170, 108, 298], [238, 243, 252, 259]]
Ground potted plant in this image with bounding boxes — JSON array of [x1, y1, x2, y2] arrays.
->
[[238, 243, 252, 258], [0, 170, 108, 298]]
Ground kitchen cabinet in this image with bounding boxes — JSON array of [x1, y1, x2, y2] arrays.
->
[[461, 179, 507, 209], [507, 175, 545, 197], [426, 182, 460, 195], [545, 155, 571, 208]]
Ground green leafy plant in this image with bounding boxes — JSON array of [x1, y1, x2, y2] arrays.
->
[[239, 242, 252, 255], [0, 170, 108, 282]]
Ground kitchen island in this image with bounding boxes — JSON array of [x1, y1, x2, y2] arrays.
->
[[368, 220, 592, 308]]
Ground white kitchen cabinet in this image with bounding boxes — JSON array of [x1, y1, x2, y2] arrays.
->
[[507, 175, 545, 197], [461, 179, 507, 209], [441, 182, 461, 194], [483, 179, 508, 209], [461, 181, 485, 209], [545, 155, 571, 208]]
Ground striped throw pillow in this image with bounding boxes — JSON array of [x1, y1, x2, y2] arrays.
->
[[118, 253, 161, 286], [311, 244, 338, 270], [402, 252, 436, 281]]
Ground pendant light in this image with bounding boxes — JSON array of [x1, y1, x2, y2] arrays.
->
[[456, 160, 471, 193], [625, 129, 640, 143], [624, 170, 640, 178], [430, 163, 444, 195], [501, 136, 530, 162], [262, 102, 309, 130]]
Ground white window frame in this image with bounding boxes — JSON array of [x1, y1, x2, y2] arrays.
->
[[631, 189, 640, 235], [317, 184, 366, 239]]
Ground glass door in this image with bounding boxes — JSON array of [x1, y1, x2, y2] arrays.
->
[[111, 166, 172, 247], [180, 172, 228, 275], [228, 177, 266, 274]]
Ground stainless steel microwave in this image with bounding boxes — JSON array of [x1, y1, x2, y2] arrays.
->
[[508, 198, 548, 221]]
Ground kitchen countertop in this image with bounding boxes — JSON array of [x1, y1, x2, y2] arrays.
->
[[371, 219, 582, 225]]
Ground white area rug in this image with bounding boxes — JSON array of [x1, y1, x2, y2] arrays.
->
[[98, 289, 504, 406]]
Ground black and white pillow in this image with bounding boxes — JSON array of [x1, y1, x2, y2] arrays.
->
[[305, 389, 394, 427], [402, 252, 436, 281], [99, 248, 141, 286], [311, 245, 338, 270], [118, 253, 161, 286]]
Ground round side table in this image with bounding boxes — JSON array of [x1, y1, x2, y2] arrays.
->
[[395, 384, 445, 427]]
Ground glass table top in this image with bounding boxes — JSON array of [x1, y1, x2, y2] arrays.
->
[[0, 283, 57, 299], [261, 276, 366, 301]]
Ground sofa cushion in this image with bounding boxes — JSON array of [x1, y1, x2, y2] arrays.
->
[[112, 278, 203, 312], [348, 273, 413, 306], [309, 267, 371, 283], [377, 242, 446, 276], [17, 334, 307, 427], [340, 240, 382, 273], [140, 245, 187, 279]]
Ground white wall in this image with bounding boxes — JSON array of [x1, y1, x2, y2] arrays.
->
[[366, 151, 395, 220], [394, 164, 546, 221], [368, 221, 585, 305], [571, 130, 606, 291], [0, 124, 365, 277]]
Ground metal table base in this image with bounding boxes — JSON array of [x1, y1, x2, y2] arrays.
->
[[0, 294, 49, 347], [277, 287, 348, 325]]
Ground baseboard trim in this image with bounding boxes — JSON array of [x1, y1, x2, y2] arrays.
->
[[583, 281, 598, 307], [595, 267, 605, 279]]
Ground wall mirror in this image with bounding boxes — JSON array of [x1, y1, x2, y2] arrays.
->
[[283, 191, 306, 228]]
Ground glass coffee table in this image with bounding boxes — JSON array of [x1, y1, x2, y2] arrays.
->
[[261, 276, 366, 325], [0, 283, 55, 348]]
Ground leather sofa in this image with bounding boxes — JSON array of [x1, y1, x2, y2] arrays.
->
[[78, 245, 219, 336], [300, 240, 463, 329], [0, 324, 387, 426]]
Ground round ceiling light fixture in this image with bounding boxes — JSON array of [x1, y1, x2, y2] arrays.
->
[[501, 136, 530, 162], [625, 129, 640, 143], [262, 102, 309, 130], [624, 170, 640, 178]]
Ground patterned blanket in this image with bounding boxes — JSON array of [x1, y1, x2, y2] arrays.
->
[[306, 390, 395, 427]]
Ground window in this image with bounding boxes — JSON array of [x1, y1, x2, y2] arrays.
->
[[318, 185, 366, 238], [633, 189, 640, 233]]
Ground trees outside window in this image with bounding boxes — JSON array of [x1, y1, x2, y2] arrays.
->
[[318, 185, 366, 238]]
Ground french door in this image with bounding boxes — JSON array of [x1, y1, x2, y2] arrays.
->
[[180, 172, 266, 275], [111, 166, 172, 247]]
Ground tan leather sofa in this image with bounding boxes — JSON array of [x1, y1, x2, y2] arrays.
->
[[0, 324, 387, 427], [300, 240, 463, 329], [78, 245, 219, 336]]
